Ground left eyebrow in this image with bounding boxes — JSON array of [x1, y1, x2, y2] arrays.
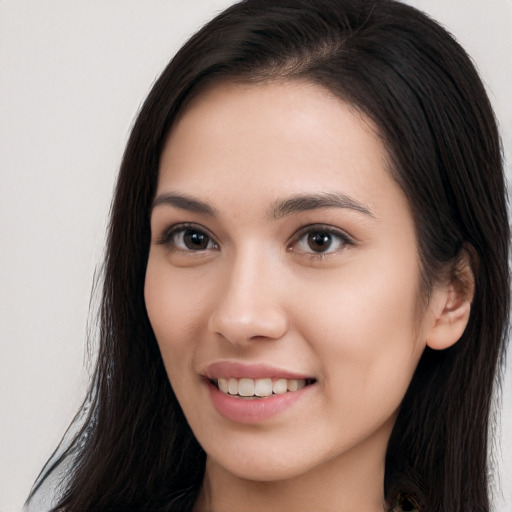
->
[[151, 192, 217, 216], [269, 192, 374, 219]]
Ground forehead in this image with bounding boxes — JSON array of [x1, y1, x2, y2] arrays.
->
[[157, 80, 405, 221]]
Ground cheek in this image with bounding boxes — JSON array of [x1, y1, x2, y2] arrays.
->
[[294, 251, 425, 406], [144, 256, 212, 367]]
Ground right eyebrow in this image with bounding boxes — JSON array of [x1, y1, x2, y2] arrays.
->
[[151, 192, 216, 216], [269, 192, 374, 219]]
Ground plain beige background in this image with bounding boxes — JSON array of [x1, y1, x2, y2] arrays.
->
[[1, 1, 511, 511]]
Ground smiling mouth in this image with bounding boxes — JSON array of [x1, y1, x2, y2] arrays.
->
[[209, 377, 317, 398]]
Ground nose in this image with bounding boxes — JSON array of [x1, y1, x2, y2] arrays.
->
[[208, 249, 289, 345]]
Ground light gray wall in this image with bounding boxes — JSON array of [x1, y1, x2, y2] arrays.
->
[[1, 1, 510, 511]]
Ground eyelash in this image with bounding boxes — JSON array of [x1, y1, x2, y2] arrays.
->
[[157, 223, 219, 253], [156, 223, 354, 257], [289, 224, 354, 258]]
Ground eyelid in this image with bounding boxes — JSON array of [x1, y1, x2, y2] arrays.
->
[[156, 222, 219, 251], [155, 222, 353, 255], [288, 223, 355, 254]]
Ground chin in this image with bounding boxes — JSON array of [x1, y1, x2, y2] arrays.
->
[[209, 455, 314, 482], [201, 434, 336, 484]]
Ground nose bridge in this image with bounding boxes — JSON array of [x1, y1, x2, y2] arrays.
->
[[208, 243, 288, 344]]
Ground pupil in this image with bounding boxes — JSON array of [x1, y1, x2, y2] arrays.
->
[[307, 232, 332, 252], [184, 230, 208, 250]]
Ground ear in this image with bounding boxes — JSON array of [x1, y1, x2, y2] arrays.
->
[[426, 249, 475, 351]]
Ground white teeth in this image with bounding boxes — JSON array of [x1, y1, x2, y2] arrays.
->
[[288, 379, 297, 392], [218, 377, 229, 393], [216, 377, 310, 397], [272, 378, 288, 395], [287, 379, 306, 391], [238, 378, 255, 397], [255, 378, 273, 397], [228, 378, 238, 395]]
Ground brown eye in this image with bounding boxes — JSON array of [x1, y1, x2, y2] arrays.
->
[[182, 229, 211, 250], [161, 225, 218, 252], [291, 225, 353, 256], [307, 231, 334, 252]]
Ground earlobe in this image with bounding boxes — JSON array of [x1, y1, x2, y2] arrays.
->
[[425, 249, 475, 351]]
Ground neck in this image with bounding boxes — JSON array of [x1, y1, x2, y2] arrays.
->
[[194, 421, 391, 512]]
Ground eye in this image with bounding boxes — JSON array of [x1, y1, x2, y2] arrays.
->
[[291, 225, 353, 255], [158, 224, 219, 252]]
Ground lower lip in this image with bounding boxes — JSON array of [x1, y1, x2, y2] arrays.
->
[[206, 380, 313, 424]]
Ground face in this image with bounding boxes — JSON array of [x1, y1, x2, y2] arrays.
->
[[145, 81, 440, 483]]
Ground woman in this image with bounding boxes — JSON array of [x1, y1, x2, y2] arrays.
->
[[28, 0, 509, 511]]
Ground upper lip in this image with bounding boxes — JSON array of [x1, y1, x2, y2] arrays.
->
[[201, 361, 314, 380]]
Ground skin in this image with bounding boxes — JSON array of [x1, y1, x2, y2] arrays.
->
[[145, 81, 469, 512]]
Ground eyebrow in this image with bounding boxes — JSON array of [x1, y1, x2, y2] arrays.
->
[[151, 192, 217, 215], [151, 191, 374, 219], [270, 192, 374, 219]]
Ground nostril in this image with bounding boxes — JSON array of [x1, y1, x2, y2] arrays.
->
[[207, 279, 290, 345]]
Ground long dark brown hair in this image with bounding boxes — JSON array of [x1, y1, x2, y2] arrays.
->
[[28, 1, 509, 511]]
